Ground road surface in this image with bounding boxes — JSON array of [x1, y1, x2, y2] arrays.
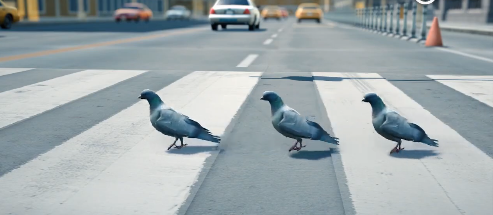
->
[[0, 18, 492, 215]]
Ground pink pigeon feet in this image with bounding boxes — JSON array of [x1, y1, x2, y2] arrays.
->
[[289, 141, 307, 152], [390, 145, 405, 154]]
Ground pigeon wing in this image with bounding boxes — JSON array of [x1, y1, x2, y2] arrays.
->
[[380, 111, 415, 141], [155, 108, 192, 137], [278, 109, 312, 139]]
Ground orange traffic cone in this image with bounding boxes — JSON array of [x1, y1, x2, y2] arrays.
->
[[425, 17, 443, 47]]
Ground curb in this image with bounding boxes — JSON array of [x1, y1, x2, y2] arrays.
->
[[325, 18, 427, 46], [430, 25, 493, 36], [16, 17, 209, 26]]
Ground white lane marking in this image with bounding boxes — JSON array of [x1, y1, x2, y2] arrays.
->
[[427, 75, 493, 107], [263, 38, 273, 45], [0, 68, 34, 77], [435, 47, 493, 63], [236, 54, 259, 67], [271, 34, 278, 38], [314, 72, 493, 215], [0, 69, 146, 129], [0, 71, 262, 215]]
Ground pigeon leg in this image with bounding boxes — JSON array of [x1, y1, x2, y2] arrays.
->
[[168, 138, 179, 150], [289, 140, 299, 152], [396, 141, 404, 152], [175, 137, 188, 149], [390, 140, 402, 154], [297, 139, 307, 151]]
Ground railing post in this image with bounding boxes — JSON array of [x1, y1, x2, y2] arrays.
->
[[365, 8, 369, 28], [383, 4, 388, 32], [376, 6, 380, 31], [410, 1, 418, 39], [395, 3, 401, 36], [379, 6, 384, 31], [370, 7, 375, 29], [389, 4, 394, 34], [402, 3, 409, 37], [419, 4, 428, 42]]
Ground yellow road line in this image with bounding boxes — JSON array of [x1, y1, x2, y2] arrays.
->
[[0, 27, 206, 63]]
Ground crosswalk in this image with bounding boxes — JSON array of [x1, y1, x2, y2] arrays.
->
[[0, 68, 492, 215]]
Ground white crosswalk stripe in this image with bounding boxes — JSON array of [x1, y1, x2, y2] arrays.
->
[[314, 72, 493, 215], [0, 68, 491, 215]]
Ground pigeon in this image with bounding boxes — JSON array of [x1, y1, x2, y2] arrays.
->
[[139, 89, 221, 150], [260, 91, 339, 152], [362, 92, 439, 154]]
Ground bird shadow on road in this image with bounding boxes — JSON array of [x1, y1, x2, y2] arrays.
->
[[261, 76, 383, 82], [289, 150, 332, 160], [261, 76, 492, 82], [167, 146, 218, 155], [389, 150, 440, 159]]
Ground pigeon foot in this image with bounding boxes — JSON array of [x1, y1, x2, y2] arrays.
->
[[175, 144, 188, 149]]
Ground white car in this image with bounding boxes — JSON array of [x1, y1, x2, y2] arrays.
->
[[208, 0, 261, 31], [166, 5, 191, 20]]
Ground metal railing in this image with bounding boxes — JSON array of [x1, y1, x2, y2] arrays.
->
[[328, 2, 430, 42]]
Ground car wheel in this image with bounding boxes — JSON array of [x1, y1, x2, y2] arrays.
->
[[1, 14, 13, 29], [277, 18, 280, 21], [221, 24, 227, 29], [135, 17, 140, 22], [297, 19, 301, 23], [211, 24, 218, 31], [248, 24, 255, 31], [316, 19, 321, 23], [145, 18, 149, 22], [255, 23, 260, 29], [115, 18, 121, 23]]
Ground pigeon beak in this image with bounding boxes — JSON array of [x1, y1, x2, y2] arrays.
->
[[138, 96, 142, 99], [260, 97, 265, 101], [361, 99, 365, 102]]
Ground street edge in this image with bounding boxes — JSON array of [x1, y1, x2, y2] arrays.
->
[[175, 72, 264, 215], [311, 74, 357, 215], [325, 18, 427, 45], [15, 18, 209, 26]]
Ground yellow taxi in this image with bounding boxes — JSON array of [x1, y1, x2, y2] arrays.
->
[[0, 0, 20, 29], [261, 5, 282, 20], [295, 3, 323, 23]]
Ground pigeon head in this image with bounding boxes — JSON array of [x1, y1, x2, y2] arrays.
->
[[139, 89, 164, 108], [138, 89, 158, 100], [260, 91, 281, 103], [362, 92, 387, 112]]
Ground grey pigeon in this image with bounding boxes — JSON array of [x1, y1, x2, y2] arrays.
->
[[139, 89, 220, 150], [362, 92, 439, 154], [260, 91, 339, 152]]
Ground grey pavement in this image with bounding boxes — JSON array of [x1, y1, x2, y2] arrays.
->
[[0, 16, 492, 215]]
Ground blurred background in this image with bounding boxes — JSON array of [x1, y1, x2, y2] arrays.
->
[[2, 0, 492, 25]]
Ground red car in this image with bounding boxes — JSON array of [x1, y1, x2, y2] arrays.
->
[[280, 7, 289, 19]]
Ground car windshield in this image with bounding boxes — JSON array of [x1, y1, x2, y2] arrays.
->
[[265, 6, 279, 10], [171, 6, 186, 10], [303, 6, 319, 9], [216, 0, 249, 6], [123, 6, 141, 10]]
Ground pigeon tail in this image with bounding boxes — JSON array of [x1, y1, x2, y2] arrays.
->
[[409, 123, 439, 147], [421, 136, 439, 147], [306, 120, 339, 145], [196, 132, 221, 143], [319, 133, 340, 145]]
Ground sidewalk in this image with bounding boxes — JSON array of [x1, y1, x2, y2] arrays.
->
[[429, 21, 493, 36], [324, 13, 493, 37]]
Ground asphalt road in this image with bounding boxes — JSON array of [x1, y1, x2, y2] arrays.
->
[[0, 17, 492, 215]]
